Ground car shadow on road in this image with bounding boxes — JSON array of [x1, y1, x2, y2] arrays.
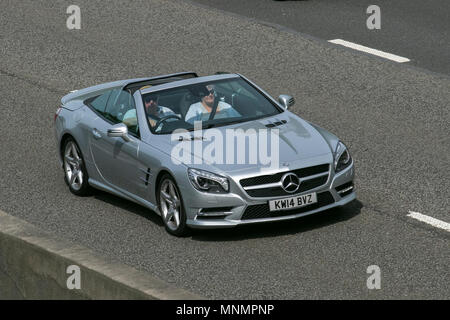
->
[[89, 188, 363, 241], [190, 199, 363, 241], [91, 189, 164, 227]]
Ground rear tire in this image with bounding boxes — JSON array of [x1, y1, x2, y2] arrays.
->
[[157, 174, 189, 237], [62, 138, 91, 196]]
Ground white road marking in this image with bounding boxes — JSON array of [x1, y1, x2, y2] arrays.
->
[[407, 211, 450, 232], [328, 39, 410, 63]]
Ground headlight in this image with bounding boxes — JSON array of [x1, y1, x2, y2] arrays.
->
[[334, 141, 352, 173], [188, 168, 229, 193]]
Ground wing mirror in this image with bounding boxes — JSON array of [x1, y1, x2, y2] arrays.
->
[[278, 95, 295, 110], [107, 123, 131, 142]]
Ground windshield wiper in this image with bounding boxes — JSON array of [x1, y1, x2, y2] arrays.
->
[[185, 116, 266, 131], [214, 116, 262, 127]]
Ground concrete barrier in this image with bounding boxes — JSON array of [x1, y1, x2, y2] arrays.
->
[[0, 210, 202, 299]]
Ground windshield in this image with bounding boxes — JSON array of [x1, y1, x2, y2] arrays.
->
[[141, 78, 283, 134]]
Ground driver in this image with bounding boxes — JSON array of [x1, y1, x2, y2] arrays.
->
[[185, 84, 240, 124], [143, 94, 176, 128]]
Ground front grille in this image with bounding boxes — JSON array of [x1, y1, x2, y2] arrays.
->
[[245, 175, 328, 197], [240, 164, 329, 188], [241, 192, 335, 220], [240, 164, 330, 198]]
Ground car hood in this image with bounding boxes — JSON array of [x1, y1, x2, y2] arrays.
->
[[156, 112, 333, 176]]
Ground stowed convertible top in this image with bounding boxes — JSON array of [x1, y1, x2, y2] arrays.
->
[[123, 71, 198, 93], [61, 71, 198, 105]]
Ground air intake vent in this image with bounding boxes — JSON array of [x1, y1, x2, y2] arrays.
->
[[200, 207, 233, 214], [265, 120, 287, 128], [197, 207, 233, 220], [336, 181, 354, 197]]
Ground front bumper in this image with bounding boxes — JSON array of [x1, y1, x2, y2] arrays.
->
[[185, 162, 355, 229]]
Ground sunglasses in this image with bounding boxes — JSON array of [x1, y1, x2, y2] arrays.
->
[[200, 88, 215, 97], [145, 97, 158, 103]]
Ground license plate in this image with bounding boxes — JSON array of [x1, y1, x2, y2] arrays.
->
[[269, 192, 317, 212]]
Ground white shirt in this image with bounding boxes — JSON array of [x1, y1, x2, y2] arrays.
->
[[185, 101, 240, 124]]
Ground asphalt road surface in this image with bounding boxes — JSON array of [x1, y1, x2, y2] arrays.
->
[[191, 0, 450, 75], [0, 0, 449, 299]]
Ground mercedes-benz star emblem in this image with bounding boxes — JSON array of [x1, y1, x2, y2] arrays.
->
[[281, 173, 300, 193]]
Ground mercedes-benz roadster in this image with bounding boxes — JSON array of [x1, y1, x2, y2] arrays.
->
[[54, 72, 355, 236]]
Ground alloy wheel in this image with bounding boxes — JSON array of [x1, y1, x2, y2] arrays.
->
[[64, 141, 83, 191], [159, 179, 182, 231]]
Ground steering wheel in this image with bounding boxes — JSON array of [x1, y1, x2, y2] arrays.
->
[[154, 114, 182, 130], [208, 92, 221, 121]]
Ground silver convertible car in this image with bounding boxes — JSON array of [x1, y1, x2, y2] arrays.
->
[[54, 72, 355, 236]]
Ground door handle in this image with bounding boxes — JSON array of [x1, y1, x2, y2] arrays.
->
[[92, 128, 102, 139]]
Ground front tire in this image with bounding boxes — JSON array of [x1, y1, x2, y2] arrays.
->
[[63, 138, 91, 196], [157, 174, 189, 236]]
